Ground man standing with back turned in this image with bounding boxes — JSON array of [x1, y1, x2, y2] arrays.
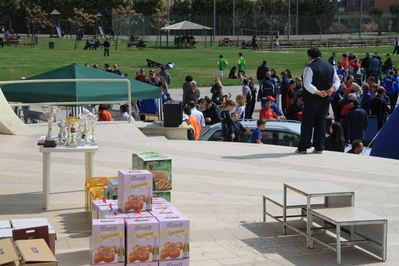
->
[[296, 47, 340, 154]]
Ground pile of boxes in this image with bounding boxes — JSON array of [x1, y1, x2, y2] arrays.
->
[[0, 218, 57, 265], [90, 169, 190, 266]]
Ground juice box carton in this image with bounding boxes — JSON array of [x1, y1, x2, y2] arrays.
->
[[91, 219, 125, 265], [156, 215, 190, 260], [134, 154, 172, 191], [118, 170, 153, 213], [92, 199, 118, 219], [153, 191, 172, 202], [125, 217, 160, 265], [159, 259, 190, 266]]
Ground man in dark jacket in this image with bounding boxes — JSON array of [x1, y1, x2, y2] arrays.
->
[[296, 47, 340, 154], [344, 99, 368, 143], [256, 60, 270, 83], [203, 98, 220, 125], [370, 87, 389, 130]]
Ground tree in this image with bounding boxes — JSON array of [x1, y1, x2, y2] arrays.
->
[[171, 0, 192, 20], [150, 7, 173, 48], [390, 2, 399, 32], [133, 0, 163, 16], [0, 0, 18, 18], [24, 3, 51, 30], [112, 6, 143, 36], [369, 7, 384, 36], [345, 13, 360, 33], [68, 8, 97, 30]]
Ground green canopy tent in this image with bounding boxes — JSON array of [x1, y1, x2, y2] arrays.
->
[[0, 63, 161, 103]]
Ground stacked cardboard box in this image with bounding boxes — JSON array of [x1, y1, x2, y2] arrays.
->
[[133, 152, 172, 202], [90, 169, 190, 266]]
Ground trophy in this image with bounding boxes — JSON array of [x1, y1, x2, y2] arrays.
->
[[41, 105, 60, 147], [66, 116, 80, 148], [57, 120, 68, 146], [88, 115, 98, 145]]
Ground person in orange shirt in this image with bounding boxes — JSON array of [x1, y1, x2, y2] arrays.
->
[[259, 98, 282, 119], [183, 106, 201, 140], [98, 104, 113, 121], [342, 53, 349, 77]]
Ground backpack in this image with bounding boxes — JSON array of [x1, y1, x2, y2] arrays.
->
[[260, 80, 275, 99], [186, 124, 195, 140]]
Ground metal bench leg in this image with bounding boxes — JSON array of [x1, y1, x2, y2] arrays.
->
[[337, 224, 341, 265]]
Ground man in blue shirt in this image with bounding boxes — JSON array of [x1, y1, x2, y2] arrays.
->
[[250, 119, 266, 144], [381, 70, 397, 113], [369, 56, 381, 83], [360, 84, 372, 114]]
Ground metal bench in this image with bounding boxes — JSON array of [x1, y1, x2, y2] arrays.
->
[[309, 207, 387, 264]]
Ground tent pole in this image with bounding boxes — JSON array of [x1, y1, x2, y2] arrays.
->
[[127, 79, 132, 123]]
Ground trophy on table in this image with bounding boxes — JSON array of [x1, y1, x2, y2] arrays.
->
[[88, 115, 98, 145], [41, 105, 60, 147], [66, 116, 80, 148], [57, 120, 68, 146]]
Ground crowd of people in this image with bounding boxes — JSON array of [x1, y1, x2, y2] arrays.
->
[[179, 48, 398, 154]]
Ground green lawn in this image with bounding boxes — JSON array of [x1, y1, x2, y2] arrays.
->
[[0, 37, 395, 89]]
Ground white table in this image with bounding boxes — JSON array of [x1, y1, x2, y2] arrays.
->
[[309, 207, 387, 264], [39, 146, 98, 210], [283, 182, 355, 248]]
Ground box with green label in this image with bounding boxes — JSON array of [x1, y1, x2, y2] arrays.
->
[[133, 153, 172, 191], [153, 190, 171, 202]]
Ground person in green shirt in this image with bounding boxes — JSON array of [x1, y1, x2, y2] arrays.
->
[[236, 53, 246, 84], [217, 54, 228, 85]]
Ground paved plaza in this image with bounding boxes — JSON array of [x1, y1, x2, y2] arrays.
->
[[1, 86, 399, 266]]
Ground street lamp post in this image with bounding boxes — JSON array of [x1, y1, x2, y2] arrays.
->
[[296, 0, 299, 35], [288, 0, 291, 41], [359, 0, 362, 38], [213, 0, 216, 41], [233, 0, 236, 36]]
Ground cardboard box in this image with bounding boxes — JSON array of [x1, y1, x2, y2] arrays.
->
[[0, 229, 13, 239], [159, 259, 190, 266], [132, 152, 159, 169], [0, 238, 20, 266], [91, 200, 118, 220], [127, 262, 159, 266], [98, 209, 129, 220], [91, 219, 125, 265], [108, 178, 118, 195], [153, 191, 171, 202], [118, 170, 153, 213], [0, 221, 11, 229], [133, 154, 172, 191], [15, 239, 57, 266], [10, 219, 56, 256], [127, 211, 153, 219], [125, 217, 159, 265], [156, 215, 190, 260], [86, 177, 109, 213]]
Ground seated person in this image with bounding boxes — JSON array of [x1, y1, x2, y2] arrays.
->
[[229, 66, 238, 79], [116, 104, 134, 121], [137, 39, 146, 50], [98, 104, 113, 121], [259, 98, 284, 119], [84, 39, 90, 50]]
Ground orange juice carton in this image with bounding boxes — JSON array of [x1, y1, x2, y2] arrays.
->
[[156, 215, 190, 260], [91, 219, 125, 265], [125, 217, 160, 265], [118, 170, 153, 213]]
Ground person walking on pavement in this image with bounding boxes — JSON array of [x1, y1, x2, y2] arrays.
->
[[296, 47, 340, 154]]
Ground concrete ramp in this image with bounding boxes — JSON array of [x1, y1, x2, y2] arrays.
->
[[0, 88, 33, 135]]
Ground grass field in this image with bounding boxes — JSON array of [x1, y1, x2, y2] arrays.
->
[[0, 37, 395, 89]]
